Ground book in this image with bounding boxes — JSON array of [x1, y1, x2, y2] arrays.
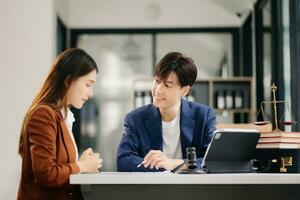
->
[[259, 137, 300, 143], [256, 143, 300, 149], [259, 132, 300, 138], [216, 128, 258, 133]]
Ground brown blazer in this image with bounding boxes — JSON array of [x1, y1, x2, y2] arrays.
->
[[17, 104, 83, 200]]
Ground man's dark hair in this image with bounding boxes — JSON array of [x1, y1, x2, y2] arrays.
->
[[154, 52, 197, 87]]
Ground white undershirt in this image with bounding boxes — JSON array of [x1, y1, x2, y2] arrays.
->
[[162, 112, 182, 159], [62, 108, 79, 161]]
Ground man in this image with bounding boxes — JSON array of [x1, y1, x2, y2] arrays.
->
[[117, 52, 216, 172]]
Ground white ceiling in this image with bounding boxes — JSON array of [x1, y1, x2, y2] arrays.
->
[[59, 0, 257, 28], [210, 0, 256, 16]]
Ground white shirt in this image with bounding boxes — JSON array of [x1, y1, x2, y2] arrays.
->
[[162, 112, 182, 159], [62, 108, 79, 161]]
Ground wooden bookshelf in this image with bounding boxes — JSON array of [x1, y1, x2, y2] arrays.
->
[[192, 77, 254, 123]]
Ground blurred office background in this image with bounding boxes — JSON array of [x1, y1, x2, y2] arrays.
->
[[1, 0, 300, 199]]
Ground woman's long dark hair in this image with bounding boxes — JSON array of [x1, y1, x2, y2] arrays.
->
[[18, 48, 98, 156]]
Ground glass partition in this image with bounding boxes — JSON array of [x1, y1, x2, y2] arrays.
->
[[77, 34, 153, 170], [156, 33, 233, 78]]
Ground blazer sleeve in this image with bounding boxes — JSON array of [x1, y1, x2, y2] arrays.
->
[[196, 107, 216, 167], [117, 114, 163, 172], [27, 106, 80, 188]]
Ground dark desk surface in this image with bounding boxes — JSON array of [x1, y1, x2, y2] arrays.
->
[[70, 172, 300, 200]]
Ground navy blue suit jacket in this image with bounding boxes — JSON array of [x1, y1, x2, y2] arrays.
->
[[116, 99, 216, 172]]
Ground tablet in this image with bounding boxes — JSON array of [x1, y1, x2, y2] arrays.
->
[[201, 129, 260, 173]]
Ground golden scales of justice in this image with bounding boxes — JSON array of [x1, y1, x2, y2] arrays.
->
[[254, 83, 297, 132]]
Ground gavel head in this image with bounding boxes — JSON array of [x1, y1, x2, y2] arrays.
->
[[186, 147, 197, 169]]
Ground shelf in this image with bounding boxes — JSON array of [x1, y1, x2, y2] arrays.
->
[[193, 77, 254, 123]]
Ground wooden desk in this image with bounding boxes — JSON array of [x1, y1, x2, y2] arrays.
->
[[70, 172, 300, 200]]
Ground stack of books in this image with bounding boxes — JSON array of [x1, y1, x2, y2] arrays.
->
[[256, 132, 300, 148]]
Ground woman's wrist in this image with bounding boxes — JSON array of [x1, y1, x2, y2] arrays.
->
[[77, 161, 85, 173]]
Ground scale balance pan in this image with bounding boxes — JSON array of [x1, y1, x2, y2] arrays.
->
[[253, 121, 271, 126], [280, 121, 297, 126]]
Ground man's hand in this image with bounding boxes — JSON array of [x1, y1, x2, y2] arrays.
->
[[143, 150, 184, 170]]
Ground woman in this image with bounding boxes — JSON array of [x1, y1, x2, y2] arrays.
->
[[17, 48, 102, 199]]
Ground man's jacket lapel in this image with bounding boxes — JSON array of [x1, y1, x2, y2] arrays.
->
[[145, 105, 163, 150], [180, 99, 195, 158]]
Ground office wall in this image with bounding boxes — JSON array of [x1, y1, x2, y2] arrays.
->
[[0, 0, 56, 198], [56, 0, 69, 25]]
